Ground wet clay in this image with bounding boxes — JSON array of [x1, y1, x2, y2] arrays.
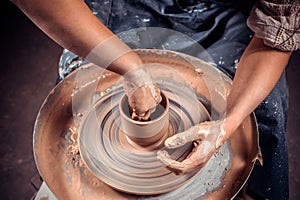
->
[[119, 92, 169, 147], [78, 82, 207, 195], [33, 49, 260, 199]]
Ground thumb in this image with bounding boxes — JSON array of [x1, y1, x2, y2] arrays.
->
[[165, 126, 199, 149]]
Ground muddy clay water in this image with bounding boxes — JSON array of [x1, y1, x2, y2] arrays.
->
[[33, 49, 260, 199]]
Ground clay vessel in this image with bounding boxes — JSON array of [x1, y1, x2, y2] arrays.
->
[[119, 92, 169, 147]]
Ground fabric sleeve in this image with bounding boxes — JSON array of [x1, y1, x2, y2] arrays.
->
[[247, 0, 300, 51]]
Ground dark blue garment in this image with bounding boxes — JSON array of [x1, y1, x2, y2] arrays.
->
[[58, 1, 289, 199], [58, 0, 254, 80]]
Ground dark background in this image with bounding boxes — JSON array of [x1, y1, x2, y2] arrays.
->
[[0, 1, 299, 199]]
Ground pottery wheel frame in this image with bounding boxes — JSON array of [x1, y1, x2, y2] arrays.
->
[[33, 49, 260, 200]]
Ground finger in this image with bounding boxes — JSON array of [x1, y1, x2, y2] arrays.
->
[[157, 150, 185, 174], [154, 86, 162, 104], [134, 105, 155, 120], [186, 140, 202, 159], [179, 140, 214, 172], [138, 110, 151, 121], [131, 110, 151, 121], [174, 143, 210, 174], [157, 150, 202, 175], [146, 83, 162, 104], [157, 150, 177, 166], [164, 126, 199, 149]]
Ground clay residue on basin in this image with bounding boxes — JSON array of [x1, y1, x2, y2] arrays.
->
[[33, 49, 259, 200]]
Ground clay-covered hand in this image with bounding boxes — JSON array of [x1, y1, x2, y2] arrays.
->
[[157, 120, 226, 174], [123, 67, 162, 121]]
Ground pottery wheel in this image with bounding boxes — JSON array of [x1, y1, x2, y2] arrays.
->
[[33, 49, 260, 199], [79, 80, 213, 195]]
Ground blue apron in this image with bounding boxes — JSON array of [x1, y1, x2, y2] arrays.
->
[[58, 1, 289, 199]]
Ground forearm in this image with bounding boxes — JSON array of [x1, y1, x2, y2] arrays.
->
[[223, 35, 291, 138], [11, 0, 142, 74]]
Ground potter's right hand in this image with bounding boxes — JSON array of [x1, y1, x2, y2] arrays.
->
[[157, 120, 227, 174], [123, 67, 162, 121]]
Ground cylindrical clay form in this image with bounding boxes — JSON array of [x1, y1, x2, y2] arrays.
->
[[119, 92, 169, 148]]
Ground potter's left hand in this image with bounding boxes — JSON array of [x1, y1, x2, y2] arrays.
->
[[123, 67, 162, 121], [157, 120, 227, 174]]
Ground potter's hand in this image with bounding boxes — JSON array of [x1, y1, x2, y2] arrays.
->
[[123, 67, 162, 121], [157, 120, 226, 174]]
